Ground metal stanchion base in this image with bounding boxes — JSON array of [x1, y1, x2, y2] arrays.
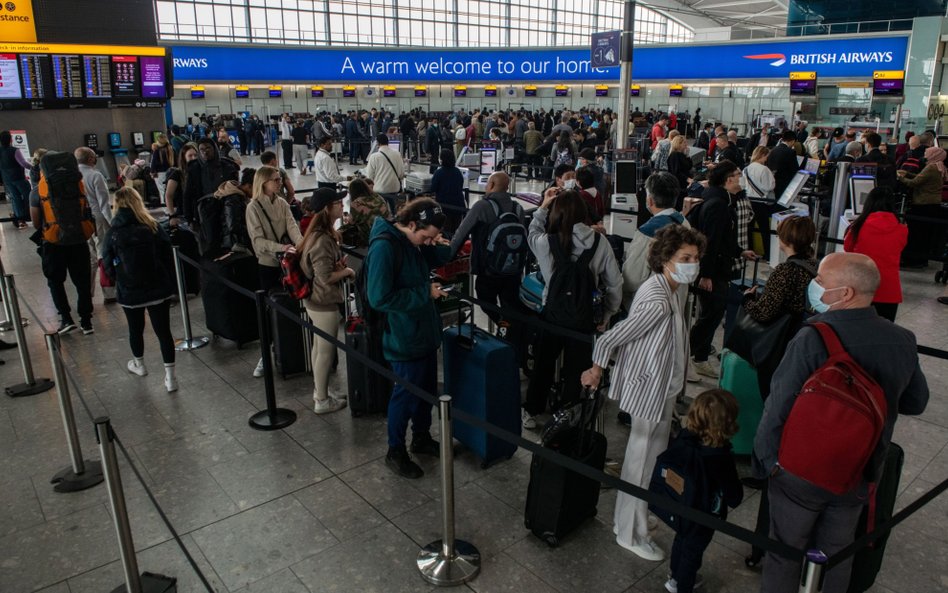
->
[[109, 572, 178, 593], [174, 336, 210, 351], [5, 378, 55, 397], [0, 318, 29, 332], [50, 460, 104, 493], [248, 408, 297, 431], [417, 540, 481, 586]]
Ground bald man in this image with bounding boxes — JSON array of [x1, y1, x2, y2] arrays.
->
[[753, 252, 929, 593], [449, 170, 526, 323]]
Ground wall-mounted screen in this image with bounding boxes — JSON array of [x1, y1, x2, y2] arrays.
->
[[630, 86, 640, 96], [524, 87, 537, 97], [342, 88, 355, 97], [236, 88, 249, 98], [454, 88, 466, 97], [484, 87, 497, 97], [669, 86, 683, 97], [139, 56, 166, 99], [790, 78, 817, 96], [191, 88, 204, 98], [110, 55, 139, 98], [555, 87, 568, 97], [52, 54, 83, 99], [20, 54, 50, 99], [383, 88, 396, 97], [82, 55, 111, 98], [414, 88, 426, 97], [311, 88, 324, 97], [872, 77, 903, 97], [0, 54, 23, 99], [269, 88, 282, 97], [595, 87, 608, 97]]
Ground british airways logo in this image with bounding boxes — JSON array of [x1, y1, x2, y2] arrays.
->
[[744, 53, 786, 67], [744, 51, 895, 68], [173, 58, 208, 68]]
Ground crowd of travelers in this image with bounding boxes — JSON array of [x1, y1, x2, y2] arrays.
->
[[1, 100, 937, 593]]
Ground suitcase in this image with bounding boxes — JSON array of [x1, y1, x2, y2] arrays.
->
[[165, 222, 201, 295], [404, 171, 433, 193], [442, 322, 521, 467], [201, 253, 259, 346], [847, 442, 904, 593], [718, 349, 763, 456], [524, 428, 607, 547], [343, 280, 391, 416], [724, 258, 763, 342], [269, 290, 309, 378]]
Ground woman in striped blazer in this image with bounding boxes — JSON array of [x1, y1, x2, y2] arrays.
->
[[581, 224, 707, 563]]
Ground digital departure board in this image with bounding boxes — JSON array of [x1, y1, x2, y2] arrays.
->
[[0, 54, 23, 99], [110, 56, 139, 97], [52, 54, 83, 99], [20, 54, 50, 99], [83, 55, 111, 98], [139, 56, 166, 99]]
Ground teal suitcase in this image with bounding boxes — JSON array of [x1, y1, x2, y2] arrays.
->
[[718, 349, 764, 456]]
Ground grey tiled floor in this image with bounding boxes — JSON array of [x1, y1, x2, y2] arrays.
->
[[0, 160, 946, 592]]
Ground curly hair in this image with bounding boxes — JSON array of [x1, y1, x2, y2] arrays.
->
[[686, 389, 739, 447], [647, 224, 707, 274]]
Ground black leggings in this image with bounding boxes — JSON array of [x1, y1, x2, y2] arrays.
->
[[122, 300, 175, 364]]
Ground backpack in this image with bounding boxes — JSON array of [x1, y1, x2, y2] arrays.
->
[[37, 152, 95, 245], [455, 127, 466, 141], [354, 233, 403, 345], [898, 155, 922, 175], [553, 147, 573, 168], [777, 322, 888, 495], [482, 198, 527, 277], [648, 432, 714, 532], [280, 250, 311, 299], [544, 233, 600, 332], [196, 193, 224, 255]]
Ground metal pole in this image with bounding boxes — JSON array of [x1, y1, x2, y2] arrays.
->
[[0, 257, 15, 330], [799, 549, 827, 593], [417, 395, 481, 586], [827, 161, 850, 243], [172, 246, 209, 351], [47, 332, 103, 492], [95, 416, 143, 593], [248, 290, 297, 430], [615, 0, 636, 150], [3, 275, 54, 397]]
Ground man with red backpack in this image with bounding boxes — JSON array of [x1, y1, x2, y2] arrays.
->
[[752, 252, 929, 593]]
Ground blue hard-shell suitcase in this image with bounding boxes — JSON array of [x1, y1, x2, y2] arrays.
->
[[442, 322, 521, 468]]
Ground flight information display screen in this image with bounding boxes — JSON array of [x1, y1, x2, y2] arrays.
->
[[110, 55, 139, 97], [139, 56, 166, 99], [19, 54, 50, 99], [0, 54, 23, 99], [83, 55, 111, 98], [52, 54, 83, 99]]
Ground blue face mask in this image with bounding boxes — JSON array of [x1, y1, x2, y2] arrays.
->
[[807, 280, 844, 313]]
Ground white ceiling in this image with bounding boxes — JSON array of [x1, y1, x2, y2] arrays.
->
[[645, 0, 790, 37]]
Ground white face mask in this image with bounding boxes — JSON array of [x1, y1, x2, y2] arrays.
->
[[563, 179, 577, 190], [666, 262, 699, 285]]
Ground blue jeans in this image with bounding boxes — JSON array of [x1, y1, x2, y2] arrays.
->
[[387, 353, 437, 448], [5, 178, 30, 222]]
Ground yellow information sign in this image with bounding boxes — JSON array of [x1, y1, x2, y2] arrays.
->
[[0, 42, 165, 56], [0, 1, 37, 43], [789, 71, 817, 80], [873, 70, 904, 80]]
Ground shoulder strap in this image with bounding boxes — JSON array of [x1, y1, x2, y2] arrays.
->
[[787, 258, 818, 277], [577, 233, 601, 267], [378, 150, 400, 180], [743, 168, 767, 197], [253, 199, 283, 243], [810, 321, 844, 357], [369, 233, 403, 278]]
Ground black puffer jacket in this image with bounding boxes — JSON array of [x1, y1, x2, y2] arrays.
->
[[102, 208, 175, 306]]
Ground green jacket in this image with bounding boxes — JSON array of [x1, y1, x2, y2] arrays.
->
[[366, 217, 451, 361]]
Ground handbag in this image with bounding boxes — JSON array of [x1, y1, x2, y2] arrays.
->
[[98, 259, 115, 288]]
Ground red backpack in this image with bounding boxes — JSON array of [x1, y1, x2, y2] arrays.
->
[[279, 251, 311, 300], [777, 322, 887, 495]]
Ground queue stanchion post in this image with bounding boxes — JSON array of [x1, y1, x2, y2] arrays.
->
[[799, 550, 827, 593], [95, 416, 177, 593], [417, 395, 481, 586], [172, 246, 209, 351], [3, 275, 54, 397], [248, 290, 297, 431], [0, 259, 27, 333], [47, 332, 104, 492]]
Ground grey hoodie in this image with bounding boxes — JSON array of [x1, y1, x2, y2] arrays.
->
[[528, 207, 622, 321]]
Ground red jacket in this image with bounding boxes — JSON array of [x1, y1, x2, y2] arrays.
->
[[843, 212, 908, 304], [651, 123, 665, 150]]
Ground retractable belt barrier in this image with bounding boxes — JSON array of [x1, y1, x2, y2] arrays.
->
[[171, 243, 948, 572]]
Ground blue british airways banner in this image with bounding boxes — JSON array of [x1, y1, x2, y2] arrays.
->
[[169, 35, 908, 83]]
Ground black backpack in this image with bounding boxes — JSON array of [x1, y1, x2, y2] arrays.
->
[[482, 198, 527, 277], [647, 431, 714, 533], [544, 233, 599, 332], [354, 234, 403, 345], [196, 193, 224, 256]]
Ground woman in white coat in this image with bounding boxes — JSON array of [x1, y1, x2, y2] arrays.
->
[[581, 224, 707, 562]]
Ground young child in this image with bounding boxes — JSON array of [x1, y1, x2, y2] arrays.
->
[[666, 389, 743, 593]]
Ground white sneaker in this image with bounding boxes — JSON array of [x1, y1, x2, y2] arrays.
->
[[521, 409, 537, 429], [165, 377, 179, 393], [665, 574, 704, 593], [330, 389, 347, 401], [648, 513, 659, 531], [127, 359, 148, 377], [617, 537, 665, 561], [313, 397, 347, 414], [253, 357, 265, 378], [686, 364, 702, 383], [691, 360, 719, 379]]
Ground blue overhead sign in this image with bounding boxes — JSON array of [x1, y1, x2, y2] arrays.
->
[[590, 31, 621, 68], [169, 35, 908, 83]]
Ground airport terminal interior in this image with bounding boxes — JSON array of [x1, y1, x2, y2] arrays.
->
[[0, 1, 948, 592]]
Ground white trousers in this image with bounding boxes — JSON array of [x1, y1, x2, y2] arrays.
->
[[614, 412, 672, 548]]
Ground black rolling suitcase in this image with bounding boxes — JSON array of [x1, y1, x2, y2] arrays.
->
[[201, 253, 259, 346], [847, 443, 905, 593], [269, 290, 308, 378], [164, 221, 201, 295], [343, 279, 391, 416], [524, 388, 607, 546]]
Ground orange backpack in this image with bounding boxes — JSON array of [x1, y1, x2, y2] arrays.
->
[[37, 152, 95, 245]]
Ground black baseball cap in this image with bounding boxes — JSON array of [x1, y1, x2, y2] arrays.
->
[[308, 188, 346, 214]]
